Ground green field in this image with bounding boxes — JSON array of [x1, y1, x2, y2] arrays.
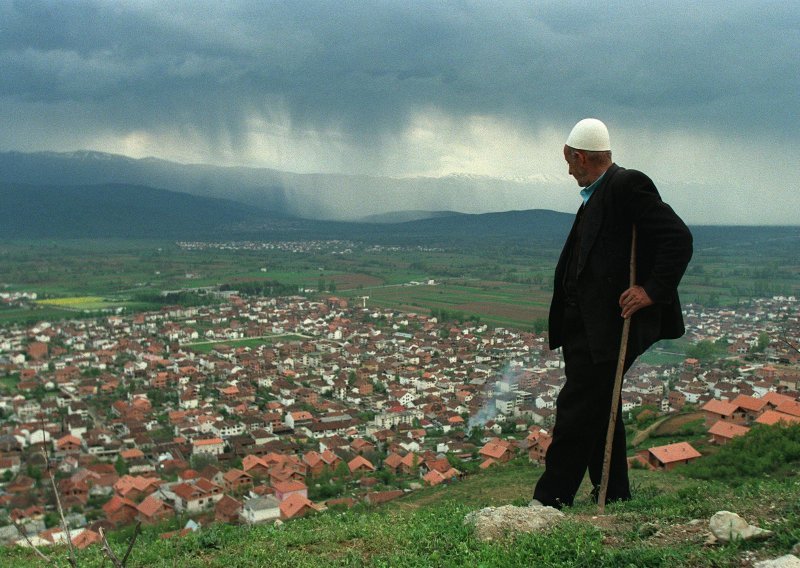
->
[[341, 280, 551, 329], [184, 334, 308, 353], [1, 234, 798, 335], [36, 295, 137, 312], [0, 375, 18, 393]]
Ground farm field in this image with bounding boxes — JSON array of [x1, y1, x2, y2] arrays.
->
[[36, 296, 135, 312], [1, 231, 798, 332], [184, 334, 308, 353], [629, 411, 710, 454], [340, 280, 551, 329]]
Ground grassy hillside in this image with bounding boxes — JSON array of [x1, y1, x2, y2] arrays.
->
[[4, 447, 799, 567]]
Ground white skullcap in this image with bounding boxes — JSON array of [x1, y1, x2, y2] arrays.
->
[[565, 118, 610, 151]]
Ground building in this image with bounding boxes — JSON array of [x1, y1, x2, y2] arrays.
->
[[241, 495, 281, 525], [638, 442, 702, 471]]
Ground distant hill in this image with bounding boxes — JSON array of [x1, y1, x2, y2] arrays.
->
[[2, 178, 797, 250], [0, 150, 566, 221], [360, 209, 574, 248], [357, 210, 461, 224], [0, 178, 575, 242], [0, 182, 280, 239]]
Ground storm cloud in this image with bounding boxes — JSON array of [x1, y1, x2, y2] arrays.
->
[[1, 1, 798, 223]]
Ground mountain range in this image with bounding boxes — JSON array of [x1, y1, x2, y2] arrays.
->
[[1, 150, 798, 248], [0, 150, 565, 222]]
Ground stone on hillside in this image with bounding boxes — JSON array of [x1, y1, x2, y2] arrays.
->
[[464, 504, 564, 542], [709, 511, 773, 543], [753, 555, 800, 568]]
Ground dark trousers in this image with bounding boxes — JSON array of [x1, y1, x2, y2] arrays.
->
[[533, 303, 632, 508]]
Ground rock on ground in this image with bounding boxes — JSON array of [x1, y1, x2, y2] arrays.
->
[[753, 555, 800, 568], [464, 504, 564, 542], [709, 511, 773, 543]]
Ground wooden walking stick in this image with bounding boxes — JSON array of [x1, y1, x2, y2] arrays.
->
[[598, 225, 637, 514]]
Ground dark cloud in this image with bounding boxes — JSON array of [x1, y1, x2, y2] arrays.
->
[[0, 1, 798, 160], [0, 0, 788, 134]]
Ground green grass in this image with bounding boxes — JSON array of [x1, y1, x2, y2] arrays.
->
[[185, 335, 308, 353], [638, 350, 687, 366], [3, 237, 799, 330], [4, 461, 798, 567], [0, 375, 18, 393], [340, 280, 551, 329]]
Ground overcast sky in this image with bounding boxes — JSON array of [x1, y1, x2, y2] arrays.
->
[[1, 1, 798, 224]]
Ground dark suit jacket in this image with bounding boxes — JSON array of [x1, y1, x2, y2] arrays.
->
[[548, 164, 693, 363]]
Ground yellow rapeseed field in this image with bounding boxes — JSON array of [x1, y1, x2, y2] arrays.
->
[[37, 296, 108, 309]]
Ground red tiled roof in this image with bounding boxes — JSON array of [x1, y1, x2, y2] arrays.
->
[[192, 437, 224, 446], [242, 455, 268, 471], [731, 395, 767, 412], [760, 392, 795, 407], [423, 469, 448, 485], [56, 434, 82, 448], [279, 493, 321, 519], [223, 468, 251, 483], [347, 455, 376, 473], [102, 495, 137, 515], [755, 410, 800, 426], [320, 450, 340, 464], [648, 442, 701, 464], [72, 529, 102, 549], [701, 399, 737, 416], [303, 451, 323, 467], [120, 448, 145, 460], [137, 495, 169, 518], [708, 420, 750, 439], [172, 483, 199, 501], [479, 441, 509, 459], [776, 400, 800, 417], [272, 479, 307, 493], [384, 453, 403, 469], [215, 495, 242, 517], [399, 453, 419, 468]]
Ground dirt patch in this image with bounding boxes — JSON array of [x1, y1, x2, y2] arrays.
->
[[654, 412, 706, 436], [571, 512, 711, 549]]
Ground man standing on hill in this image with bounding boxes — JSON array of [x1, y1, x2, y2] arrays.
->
[[532, 118, 693, 508]]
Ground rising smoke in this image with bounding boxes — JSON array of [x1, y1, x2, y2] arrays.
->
[[467, 362, 525, 432]]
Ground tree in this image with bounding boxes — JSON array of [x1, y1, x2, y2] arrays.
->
[[26, 464, 42, 483], [333, 460, 350, 481], [190, 453, 219, 471], [115, 456, 129, 476], [754, 331, 770, 353], [686, 340, 725, 362]]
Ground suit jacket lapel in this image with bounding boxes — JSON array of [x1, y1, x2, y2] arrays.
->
[[577, 164, 618, 276], [554, 202, 584, 283]]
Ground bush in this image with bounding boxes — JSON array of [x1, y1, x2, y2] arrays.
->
[[684, 423, 800, 484]]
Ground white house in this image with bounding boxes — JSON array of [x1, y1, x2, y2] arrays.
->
[[191, 437, 225, 456], [241, 495, 281, 524]]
